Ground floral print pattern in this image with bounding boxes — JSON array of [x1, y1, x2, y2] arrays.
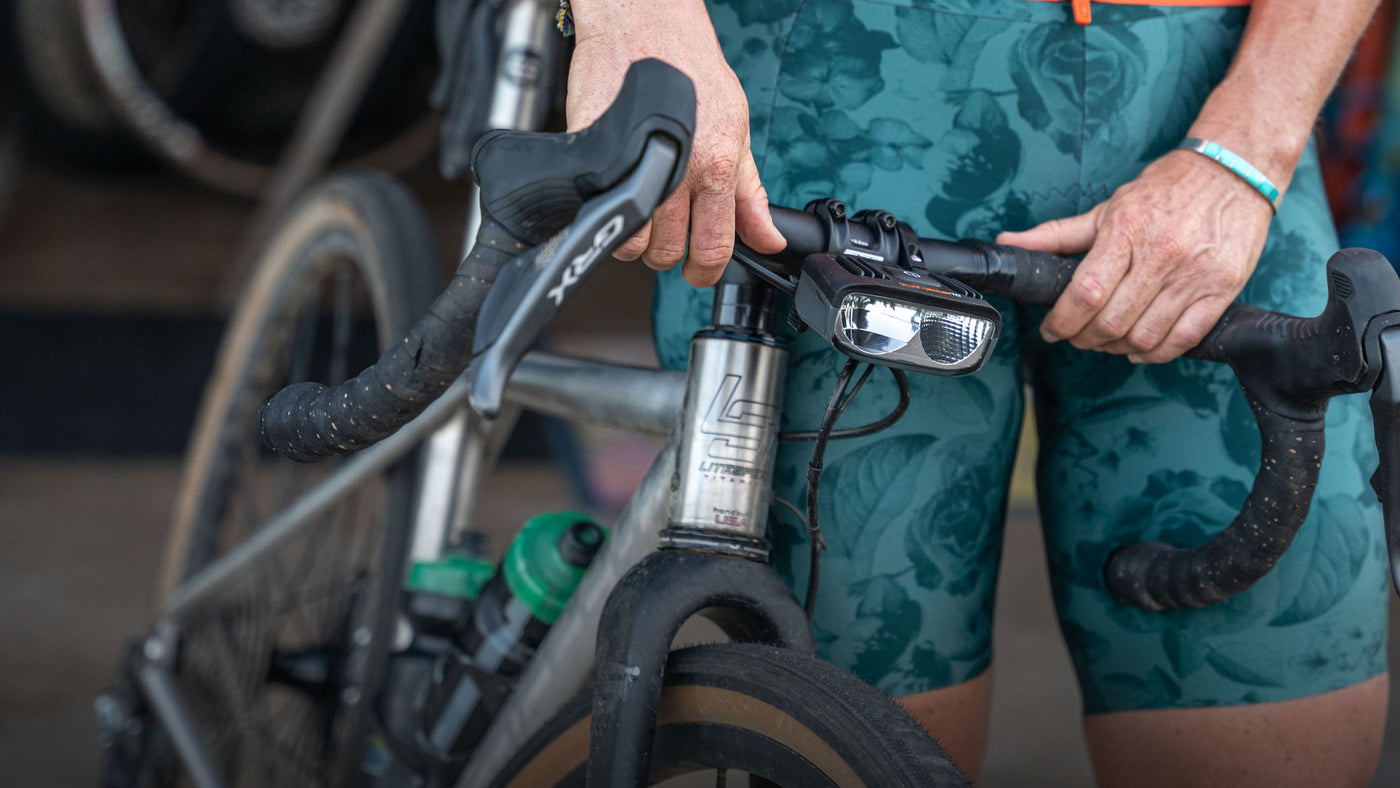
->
[[652, 0, 1388, 713]]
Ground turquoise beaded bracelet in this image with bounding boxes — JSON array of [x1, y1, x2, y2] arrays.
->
[[1178, 137, 1282, 214]]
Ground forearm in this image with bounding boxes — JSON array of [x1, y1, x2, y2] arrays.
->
[[1189, 0, 1382, 193]]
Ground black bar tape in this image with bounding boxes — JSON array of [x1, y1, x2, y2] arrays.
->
[[1106, 303, 1336, 610], [258, 219, 525, 461], [1103, 249, 1398, 609], [980, 244, 1078, 305], [1104, 398, 1325, 610], [257, 60, 698, 462]]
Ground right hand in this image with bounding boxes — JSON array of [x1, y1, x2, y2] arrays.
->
[[566, 0, 786, 287]]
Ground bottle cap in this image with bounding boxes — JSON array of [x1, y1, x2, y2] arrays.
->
[[558, 520, 605, 567], [503, 512, 608, 624]]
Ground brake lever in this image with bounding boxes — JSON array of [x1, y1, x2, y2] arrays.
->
[[1368, 325, 1400, 597], [468, 134, 683, 418], [730, 242, 800, 295]]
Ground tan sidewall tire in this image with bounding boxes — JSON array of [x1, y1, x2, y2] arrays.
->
[[491, 643, 969, 788]]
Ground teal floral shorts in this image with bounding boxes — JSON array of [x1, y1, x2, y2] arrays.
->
[[653, 0, 1389, 714]]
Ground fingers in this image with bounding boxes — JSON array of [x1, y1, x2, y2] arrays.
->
[[1093, 287, 1229, 363], [1040, 227, 1133, 343], [613, 222, 651, 262], [641, 187, 693, 273], [735, 154, 785, 254], [682, 153, 740, 286], [625, 149, 776, 288], [1067, 241, 1190, 350], [1127, 297, 1229, 364], [996, 204, 1103, 255], [1095, 283, 1197, 356]]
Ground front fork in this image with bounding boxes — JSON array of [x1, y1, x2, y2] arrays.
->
[[585, 268, 816, 787]]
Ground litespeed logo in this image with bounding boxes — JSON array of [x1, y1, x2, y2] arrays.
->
[[547, 215, 625, 306]]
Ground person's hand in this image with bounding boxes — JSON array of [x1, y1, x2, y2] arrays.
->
[[566, 0, 786, 287], [996, 150, 1275, 364]]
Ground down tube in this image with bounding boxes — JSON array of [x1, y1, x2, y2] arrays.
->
[[456, 441, 677, 787]]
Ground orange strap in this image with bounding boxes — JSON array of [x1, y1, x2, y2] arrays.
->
[[1026, 0, 1251, 25]]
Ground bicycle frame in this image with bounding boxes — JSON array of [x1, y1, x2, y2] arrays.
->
[[145, 276, 814, 786], [134, 4, 817, 785], [410, 0, 562, 566]]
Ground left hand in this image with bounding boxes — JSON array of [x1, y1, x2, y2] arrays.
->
[[996, 149, 1274, 364]]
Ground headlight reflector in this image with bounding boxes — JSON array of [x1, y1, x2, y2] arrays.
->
[[835, 293, 995, 373]]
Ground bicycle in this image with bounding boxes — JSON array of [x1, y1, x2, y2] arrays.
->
[[99, 42, 1400, 788]]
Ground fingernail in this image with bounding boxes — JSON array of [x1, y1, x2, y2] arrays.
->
[[1127, 354, 1142, 364], [1040, 327, 1059, 343]]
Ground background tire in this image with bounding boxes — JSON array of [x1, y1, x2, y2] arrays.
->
[[75, 0, 440, 196]]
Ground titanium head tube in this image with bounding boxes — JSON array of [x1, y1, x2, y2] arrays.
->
[[664, 336, 787, 556]]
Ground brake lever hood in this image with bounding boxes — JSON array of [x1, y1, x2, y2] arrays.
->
[[468, 136, 683, 417]]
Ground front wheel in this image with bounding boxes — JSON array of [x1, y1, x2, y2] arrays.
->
[[491, 643, 969, 787]]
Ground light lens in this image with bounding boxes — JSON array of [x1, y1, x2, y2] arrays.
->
[[836, 293, 994, 373], [835, 294, 921, 356]]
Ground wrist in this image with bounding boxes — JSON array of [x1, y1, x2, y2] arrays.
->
[[569, 0, 712, 44], [1176, 137, 1284, 214], [1188, 90, 1311, 196]]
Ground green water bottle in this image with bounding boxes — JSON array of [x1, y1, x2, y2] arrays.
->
[[366, 533, 495, 784], [416, 512, 607, 768], [403, 533, 496, 638]]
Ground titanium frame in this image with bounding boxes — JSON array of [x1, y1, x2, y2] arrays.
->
[[126, 2, 798, 784]]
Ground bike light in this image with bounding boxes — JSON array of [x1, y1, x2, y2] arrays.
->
[[795, 253, 1001, 376]]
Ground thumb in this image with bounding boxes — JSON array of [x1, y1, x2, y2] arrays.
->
[[996, 204, 1104, 255], [734, 154, 785, 254]]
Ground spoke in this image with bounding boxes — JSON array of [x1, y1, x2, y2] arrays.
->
[[325, 488, 371, 630], [286, 278, 322, 387], [229, 443, 295, 606], [328, 259, 353, 386], [273, 716, 329, 785], [308, 487, 351, 633], [208, 616, 275, 785], [286, 695, 332, 783], [279, 508, 338, 640], [233, 436, 264, 547], [275, 574, 357, 618], [271, 455, 304, 518], [263, 688, 316, 782]]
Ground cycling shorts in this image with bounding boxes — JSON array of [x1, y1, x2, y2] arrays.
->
[[652, 0, 1388, 714]]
